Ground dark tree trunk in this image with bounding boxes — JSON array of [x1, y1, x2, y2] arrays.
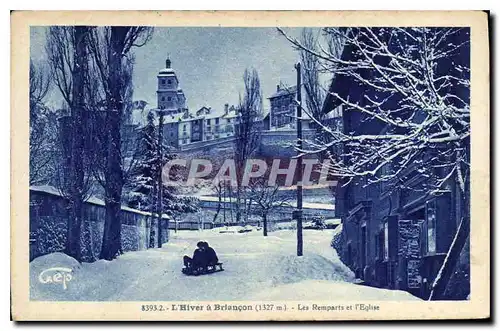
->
[[100, 27, 127, 260], [65, 26, 88, 262], [263, 212, 268, 237], [235, 190, 242, 224], [429, 215, 470, 300], [429, 179, 470, 300], [212, 193, 222, 224]]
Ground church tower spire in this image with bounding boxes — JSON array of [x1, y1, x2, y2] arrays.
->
[[157, 58, 186, 114]]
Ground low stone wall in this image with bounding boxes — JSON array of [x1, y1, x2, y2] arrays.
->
[[29, 186, 169, 262]]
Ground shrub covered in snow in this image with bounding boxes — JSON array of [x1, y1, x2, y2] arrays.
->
[[35, 216, 67, 257], [331, 224, 346, 265]]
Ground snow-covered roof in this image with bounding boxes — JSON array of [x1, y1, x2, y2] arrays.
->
[[158, 68, 176, 75], [30, 185, 171, 219], [130, 107, 150, 127], [194, 106, 239, 120], [269, 85, 297, 99], [222, 112, 239, 119], [163, 113, 186, 124]]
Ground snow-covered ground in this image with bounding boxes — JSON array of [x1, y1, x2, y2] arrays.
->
[[30, 229, 420, 301]]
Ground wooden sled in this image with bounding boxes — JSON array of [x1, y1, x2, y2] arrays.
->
[[182, 263, 224, 276]]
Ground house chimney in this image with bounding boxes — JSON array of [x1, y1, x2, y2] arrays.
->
[[277, 84, 280, 92], [224, 103, 229, 115]]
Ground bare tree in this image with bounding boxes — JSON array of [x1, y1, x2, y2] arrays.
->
[[29, 60, 54, 185], [209, 153, 233, 224], [299, 28, 325, 125], [86, 52, 141, 195], [249, 177, 292, 236], [234, 68, 263, 224], [88, 26, 153, 260], [298, 28, 345, 151], [280, 27, 470, 299], [46, 26, 93, 261]]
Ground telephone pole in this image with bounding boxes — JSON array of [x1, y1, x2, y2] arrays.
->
[[295, 62, 303, 257]]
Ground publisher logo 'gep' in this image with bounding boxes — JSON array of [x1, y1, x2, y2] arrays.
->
[[38, 267, 73, 290]]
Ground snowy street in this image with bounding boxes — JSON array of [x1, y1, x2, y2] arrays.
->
[[30, 228, 420, 301]]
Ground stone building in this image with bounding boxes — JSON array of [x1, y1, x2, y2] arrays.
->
[[147, 59, 240, 148], [156, 58, 187, 115], [148, 59, 241, 148], [268, 84, 297, 129], [267, 83, 314, 130]]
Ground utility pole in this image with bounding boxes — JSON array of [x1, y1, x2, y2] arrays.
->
[[156, 110, 165, 248], [223, 183, 226, 225], [295, 62, 303, 257]]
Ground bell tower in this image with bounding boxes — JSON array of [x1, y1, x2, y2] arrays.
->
[[157, 57, 186, 114]]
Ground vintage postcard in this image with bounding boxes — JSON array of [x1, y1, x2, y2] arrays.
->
[[11, 11, 490, 321]]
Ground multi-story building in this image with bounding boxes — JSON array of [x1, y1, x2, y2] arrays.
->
[[203, 104, 238, 141], [268, 84, 297, 129], [147, 59, 241, 148], [146, 61, 322, 149], [267, 83, 315, 130], [327, 28, 470, 300]]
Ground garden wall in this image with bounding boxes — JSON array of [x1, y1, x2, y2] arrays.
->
[[29, 186, 170, 262]]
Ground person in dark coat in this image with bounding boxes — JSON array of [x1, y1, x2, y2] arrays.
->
[[183, 241, 206, 270], [202, 242, 218, 266]]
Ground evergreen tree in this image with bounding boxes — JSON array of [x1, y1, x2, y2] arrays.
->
[[159, 141, 199, 226], [127, 111, 158, 211], [127, 111, 199, 246]]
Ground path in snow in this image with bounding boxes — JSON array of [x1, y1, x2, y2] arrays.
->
[[30, 229, 419, 301]]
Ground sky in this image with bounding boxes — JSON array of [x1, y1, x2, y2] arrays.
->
[[30, 27, 307, 112]]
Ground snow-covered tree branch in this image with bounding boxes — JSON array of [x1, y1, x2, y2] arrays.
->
[[280, 26, 470, 301], [280, 27, 470, 196]]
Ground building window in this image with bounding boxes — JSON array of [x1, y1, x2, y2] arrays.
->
[[207, 119, 211, 125], [426, 200, 437, 254], [383, 222, 389, 260], [227, 118, 231, 123], [167, 96, 172, 101], [161, 96, 165, 101], [215, 118, 219, 124], [167, 79, 172, 84], [183, 124, 187, 132], [161, 79, 166, 84]]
